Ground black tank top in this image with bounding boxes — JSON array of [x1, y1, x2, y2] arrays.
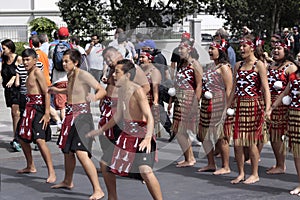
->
[[1, 55, 18, 88]]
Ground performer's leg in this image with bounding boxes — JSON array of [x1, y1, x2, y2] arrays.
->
[[231, 145, 245, 184], [267, 141, 286, 174], [290, 156, 300, 195], [17, 140, 36, 174], [36, 138, 56, 183], [244, 144, 260, 184], [214, 139, 231, 175], [176, 131, 196, 167], [139, 165, 163, 200], [76, 150, 104, 200], [101, 161, 117, 200], [198, 140, 216, 172], [51, 152, 75, 189]]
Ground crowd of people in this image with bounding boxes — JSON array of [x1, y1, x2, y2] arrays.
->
[[2, 25, 300, 199]]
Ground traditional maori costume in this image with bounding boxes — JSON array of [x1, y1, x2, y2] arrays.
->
[[267, 63, 291, 142], [58, 102, 94, 157], [18, 94, 51, 143], [232, 61, 266, 146], [172, 61, 199, 135], [287, 73, 300, 157], [98, 96, 122, 163], [199, 64, 232, 143], [145, 68, 160, 136], [109, 120, 156, 180]]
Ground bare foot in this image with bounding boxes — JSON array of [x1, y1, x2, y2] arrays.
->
[[176, 159, 196, 165], [89, 191, 105, 200], [16, 167, 37, 174], [230, 175, 245, 184], [46, 174, 56, 183], [290, 186, 300, 195], [266, 165, 275, 171], [176, 161, 195, 168], [245, 158, 261, 165], [213, 168, 231, 175], [243, 175, 259, 184], [197, 165, 216, 172], [51, 181, 74, 190], [266, 167, 285, 175]]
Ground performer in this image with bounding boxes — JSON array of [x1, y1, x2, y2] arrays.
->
[[87, 59, 163, 200], [169, 38, 203, 167], [266, 40, 297, 174], [267, 65, 300, 195], [17, 49, 56, 183], [50, 49, 106, 200], [226, 34, 271, 184], [198, 41, 233, 175], [139, 51, 162, 137]]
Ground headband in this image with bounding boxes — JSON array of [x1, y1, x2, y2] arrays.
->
[[140, 51, 154, 61], [274, 41, 288, 49], [210, 42, 226, 52], [240, 39, 255, 49], [179, 42, 192, 50]]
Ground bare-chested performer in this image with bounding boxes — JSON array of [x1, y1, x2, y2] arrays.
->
[[17, 48, 56, 183], [87, 59, 163, 200], [49, 49, 106, 200]]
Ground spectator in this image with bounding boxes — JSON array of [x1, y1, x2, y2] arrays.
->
[[215, 28, 236, 70], [1, 39, 22, 151], [282, 28, 294, 50], [293, 26, 300, 56], [85, 34, 105, 81]]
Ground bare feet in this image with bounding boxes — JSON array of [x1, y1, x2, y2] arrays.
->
[[51, 181, 74, 190], [176, 161, 196, 168], [16, 167, 37, 174], [176, 159, 196, 165], [230, 175, 245, 184], [213, 168, 231, 175], [197, 165, 216, 172], [46, 174, 56, 183], [266, 166, 285, 175], [245, 158, 261, 165], [243, 175, 259, 184], [290, 186, 300, 195], [89, 191, 105, 200]]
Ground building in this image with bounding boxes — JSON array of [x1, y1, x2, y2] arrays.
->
[[0, 0, 63, 42]]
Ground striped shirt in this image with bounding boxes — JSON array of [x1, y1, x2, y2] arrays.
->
[[16, 62, 43, 94]]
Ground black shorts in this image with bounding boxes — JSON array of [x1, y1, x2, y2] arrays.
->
[[60, 113, 94, 157], [19, 105, 52, 143], [4, 87, 20, 107]]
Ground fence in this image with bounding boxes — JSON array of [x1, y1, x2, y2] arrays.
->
[[0, 25, 28, 42]]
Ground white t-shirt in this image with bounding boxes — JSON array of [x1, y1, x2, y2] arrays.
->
[[85, 43, 105, 70]]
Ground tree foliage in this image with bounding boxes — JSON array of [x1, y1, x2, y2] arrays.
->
[[29, 17, 57, 38], [57, 0, 109, 37], [205, 0, 300, 37]]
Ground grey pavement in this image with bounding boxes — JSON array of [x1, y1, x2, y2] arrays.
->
[[0, 86, 300, 200]]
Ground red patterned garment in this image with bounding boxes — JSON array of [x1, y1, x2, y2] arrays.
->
[[58, 102, 91, 149], [233, 61, 265, 146], [98, 96, 118, 140], [109, 120, 156, 178], [267, 63, 290, 141], [19, 94, 45, 141]]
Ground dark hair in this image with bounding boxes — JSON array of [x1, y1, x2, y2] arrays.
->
[[21, 48, 38, 59], [116, 59, 136, 81], [31, 35, 40, 48], [1, 39, 16, 63], [91, 34, 99, 39], [70, 36, 81, 45], [63, 49, 82, 68]]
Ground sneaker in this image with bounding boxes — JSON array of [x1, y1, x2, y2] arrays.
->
[[10, 140, 22, 152]]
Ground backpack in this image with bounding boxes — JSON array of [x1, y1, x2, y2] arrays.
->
[[53, 41, 72, 71]]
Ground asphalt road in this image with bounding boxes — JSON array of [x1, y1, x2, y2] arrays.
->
[[1, 86, 300, 200]]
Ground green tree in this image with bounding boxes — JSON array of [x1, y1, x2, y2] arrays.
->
[[29, 17, 57, 38], [205, 0, 300, 36], [57, 0, 109, 38]]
